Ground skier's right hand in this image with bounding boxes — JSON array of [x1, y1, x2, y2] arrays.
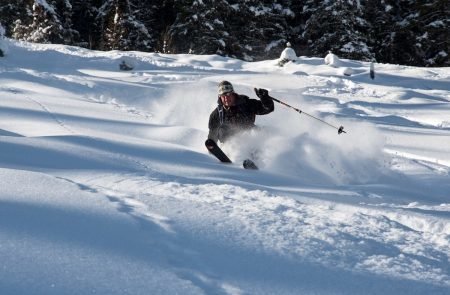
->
[[254, 88, 269, 99]]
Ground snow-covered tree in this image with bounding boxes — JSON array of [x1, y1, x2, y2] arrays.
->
[[1, 0, 447, 66], [100, 0, 152, 51], [168, 0, 234, 55], [53, 0, 79, 44], [301, 0, 374, 61], [238, 0, 292, 60], [413, 0, 449, 66], [364, 0, 394, 63], [12, 0, 65, 44], [130, 0, 172, 53], [364, 0, 448, 66], [168, 0, 291, 60], [71, 0, 103, 49], [0, 0, 26, 37]]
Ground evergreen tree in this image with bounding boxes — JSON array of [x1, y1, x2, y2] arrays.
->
[[131, 0, 173, 53], [413, 0, 449, 66], [238, 0, 291, 60], [168, 0, 291, 60], [168, 0, 234, 55], [387, 0, 422, 65], [71, 0, 102, 49], [0, 0, 447, 66], [0, 0, 26, 36], [53, 0, 79, 45], [301, 0, 374, 61], [12, 0, 65, 44], [284, 0, 304, 52], [364, 0, 393, 62], [100, 0, 152, 51]]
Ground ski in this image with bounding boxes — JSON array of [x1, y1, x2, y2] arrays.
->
[[205, 139, 258, 170], [205, 139, 231, 163]]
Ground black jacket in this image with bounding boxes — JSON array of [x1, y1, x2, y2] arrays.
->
[[208, 94, 274, 143]]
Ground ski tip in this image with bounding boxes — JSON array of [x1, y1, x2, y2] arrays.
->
[[205, 139, 216, 150], [205, 138, 215, 146]]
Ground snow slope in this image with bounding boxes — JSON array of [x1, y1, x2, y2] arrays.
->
[[0, 39, 449, 295]]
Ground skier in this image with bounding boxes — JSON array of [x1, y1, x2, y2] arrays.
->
[[119, 60, 133, 71], [278, 42, 297, 67], [207, 81, 275, 144]]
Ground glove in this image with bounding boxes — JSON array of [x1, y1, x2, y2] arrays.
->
[[254, 88, 269, 99]]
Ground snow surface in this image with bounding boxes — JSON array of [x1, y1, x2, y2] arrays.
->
[[0, 39, 449, 295]]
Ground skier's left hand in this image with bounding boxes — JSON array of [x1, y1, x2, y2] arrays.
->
[[254, 88, 269, 99]]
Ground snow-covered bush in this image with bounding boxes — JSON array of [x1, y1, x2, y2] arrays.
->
[[324, 51, 341, 67], [278, 42, 297, 66]]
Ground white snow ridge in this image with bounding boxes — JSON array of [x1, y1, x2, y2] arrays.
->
[[0, 39, 449, 295]]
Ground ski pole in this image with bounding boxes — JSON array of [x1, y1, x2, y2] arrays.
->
[[271, 97, 346, 134]]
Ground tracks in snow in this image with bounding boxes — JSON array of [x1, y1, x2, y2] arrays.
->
[[72, 173, 450, 288]]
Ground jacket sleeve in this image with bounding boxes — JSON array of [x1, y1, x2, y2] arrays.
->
[[207, 108, 219, 142], [249, 96, 274, 115]]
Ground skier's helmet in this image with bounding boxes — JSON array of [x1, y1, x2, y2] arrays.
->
[[218, 81, 234, 95]]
